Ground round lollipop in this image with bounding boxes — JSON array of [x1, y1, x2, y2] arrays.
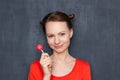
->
[[36, 44, 44, 53]]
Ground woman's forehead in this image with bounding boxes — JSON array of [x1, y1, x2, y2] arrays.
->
[[45, 22, 70, 34]]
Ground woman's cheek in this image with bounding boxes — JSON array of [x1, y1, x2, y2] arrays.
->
[[47, 39, 54, 48], [62, 36, 70, 43]]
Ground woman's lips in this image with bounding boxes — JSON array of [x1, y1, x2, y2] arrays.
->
[[54, 45, 63, 49]]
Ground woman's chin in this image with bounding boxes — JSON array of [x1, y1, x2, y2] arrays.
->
[[54, 49, 67, 54]]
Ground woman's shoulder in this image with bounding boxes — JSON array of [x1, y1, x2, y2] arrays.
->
[[28, 60, 43, 78], [30, 60, 40, 68], [76, 58, 90, 67]]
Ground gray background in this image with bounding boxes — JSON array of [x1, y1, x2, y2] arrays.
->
[[0, 0, 120, 80]]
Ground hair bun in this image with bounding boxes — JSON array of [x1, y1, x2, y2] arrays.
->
[[40, 21, 44, 27], [68, 13, 74, 20]]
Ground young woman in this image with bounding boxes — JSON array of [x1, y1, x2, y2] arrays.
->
[[28, 11, 91, 80]]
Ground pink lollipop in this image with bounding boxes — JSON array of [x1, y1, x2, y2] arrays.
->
[[36, 44, 44, 53]]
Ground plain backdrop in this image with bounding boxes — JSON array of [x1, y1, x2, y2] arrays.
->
[[0, 0, 120, 80]]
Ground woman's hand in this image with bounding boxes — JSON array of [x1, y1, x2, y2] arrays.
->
[[40, 53, 52, 77]]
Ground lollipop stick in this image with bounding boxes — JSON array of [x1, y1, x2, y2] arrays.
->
[[41, 49, 44, 53]]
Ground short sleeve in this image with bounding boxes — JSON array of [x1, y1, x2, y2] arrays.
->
[[82, 62, 91, 80], [28, 60, 43, 80]]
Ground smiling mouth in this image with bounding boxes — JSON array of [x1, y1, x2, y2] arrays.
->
[[54, 45, 63, 49]]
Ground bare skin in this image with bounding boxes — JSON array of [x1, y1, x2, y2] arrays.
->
[[40, 21, 75, 80]]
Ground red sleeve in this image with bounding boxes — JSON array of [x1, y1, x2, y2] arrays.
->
[[28, 60, 44, 80], [82, 62, 91, 80]]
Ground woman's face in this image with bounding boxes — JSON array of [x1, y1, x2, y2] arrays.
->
[[45, 21, 73, 53]]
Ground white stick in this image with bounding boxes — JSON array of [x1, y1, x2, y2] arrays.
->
[[41, 49, 44, 53]]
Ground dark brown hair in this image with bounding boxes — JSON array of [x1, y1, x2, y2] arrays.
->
[[40, 11, 74, 33]]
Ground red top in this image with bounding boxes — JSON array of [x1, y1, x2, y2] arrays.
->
[[28, 59, 91, 80]]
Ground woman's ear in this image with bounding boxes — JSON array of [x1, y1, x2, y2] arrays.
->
[[70, 29, 73, 38]]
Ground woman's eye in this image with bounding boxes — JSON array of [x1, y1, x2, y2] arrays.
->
[[60, 33, 65, 36], [47, 35, 54, 38]]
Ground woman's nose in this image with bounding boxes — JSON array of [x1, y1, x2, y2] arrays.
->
[[54, 36, 60, 44]]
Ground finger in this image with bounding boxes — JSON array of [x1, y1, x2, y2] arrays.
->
[[41, 53, 49, 60], [40, 57, 51, 65], [41, 57, 51, 64], [40, 57, 48, 63], [41, 60, 52, 67]]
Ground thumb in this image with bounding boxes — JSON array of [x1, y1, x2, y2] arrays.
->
[[41, 53, 49, 59]]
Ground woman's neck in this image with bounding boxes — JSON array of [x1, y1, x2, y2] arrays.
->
[[50, 51, 73, 63]]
